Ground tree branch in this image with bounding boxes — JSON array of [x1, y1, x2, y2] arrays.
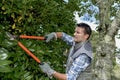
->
[[97, 0, 113, 34], [107, 10, 120, 37]]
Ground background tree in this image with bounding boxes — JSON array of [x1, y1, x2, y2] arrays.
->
[[91, 0, 120, 80]]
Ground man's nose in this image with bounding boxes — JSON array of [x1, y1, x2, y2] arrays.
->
[[74, 32, 76, 36]]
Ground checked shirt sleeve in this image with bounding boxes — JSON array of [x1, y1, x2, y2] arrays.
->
[[61, 32, 74, 46], [66, 53, 91, 80]]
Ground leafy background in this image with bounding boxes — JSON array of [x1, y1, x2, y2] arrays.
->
[[0, 0, 79, 80]]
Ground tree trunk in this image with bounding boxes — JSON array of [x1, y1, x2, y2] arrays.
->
[[93, 0, 120, 80]]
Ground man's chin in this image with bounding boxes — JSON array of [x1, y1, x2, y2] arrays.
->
[[74, 38, 80, 42], [74, 39, 82, 43], [74, 40, 79, 42]]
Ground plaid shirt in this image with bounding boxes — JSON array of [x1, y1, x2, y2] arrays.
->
[[62, 32, 91, 80]]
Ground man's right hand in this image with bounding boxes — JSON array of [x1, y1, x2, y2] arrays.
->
[[45, 32, 57, 42]]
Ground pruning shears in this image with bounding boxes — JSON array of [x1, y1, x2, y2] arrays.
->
[[6, 32, 45, 65]]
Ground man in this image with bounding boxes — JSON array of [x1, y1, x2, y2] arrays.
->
[[40, 23, 93, 80]]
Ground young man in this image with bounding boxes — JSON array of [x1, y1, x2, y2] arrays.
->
[[39, 23, 93, 80]]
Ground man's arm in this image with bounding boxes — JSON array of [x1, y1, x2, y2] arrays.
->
[[55, 32, 74, 46], [55, 32, 63, 38], [39, 62, 67, 80], [45, 32, 74, 45], [39, 54, 91, 80], [53, 72, 67, 80], [52, 53, 91, 80]]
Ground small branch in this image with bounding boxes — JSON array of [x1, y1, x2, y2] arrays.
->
[[97, 0, 113, 36], [107, 10, 120, 37]]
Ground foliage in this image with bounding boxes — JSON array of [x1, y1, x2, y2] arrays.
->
[[0, 0, 80, 79]]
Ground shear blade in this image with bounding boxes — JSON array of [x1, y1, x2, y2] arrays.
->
[[6, 32, 17, 40]]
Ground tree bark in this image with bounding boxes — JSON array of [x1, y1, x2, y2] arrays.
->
[[93, 0, 120, 80]]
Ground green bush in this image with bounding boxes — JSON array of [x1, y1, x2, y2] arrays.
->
[[0, 0, 79, 79]]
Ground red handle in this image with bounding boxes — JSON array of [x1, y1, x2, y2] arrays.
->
[[18, 41, 41, 63], [19, 35, 45, 40]]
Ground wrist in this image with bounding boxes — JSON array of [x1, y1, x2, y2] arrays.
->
[[47, 69, 55, 78], [52, 71, 57, 76], [55, 32, 63, 39], [53, 32, 57, 40]]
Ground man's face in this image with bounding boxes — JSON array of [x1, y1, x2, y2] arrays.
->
[[73, 27, 89, 42]]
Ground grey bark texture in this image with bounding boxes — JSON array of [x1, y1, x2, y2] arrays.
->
[[93, 0, 120, 80]]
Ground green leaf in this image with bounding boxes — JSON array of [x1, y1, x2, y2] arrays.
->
[[0, 53, 8, 60], [0, 48, 9, 54], [0, 60, 12, 66], [23, 72, 33, 80], [0, 66, 12, 72], [1, 39, 17, 48], [0, 60, 12, 73]]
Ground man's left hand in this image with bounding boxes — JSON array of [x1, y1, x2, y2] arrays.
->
[[39, 62, 55, 77]]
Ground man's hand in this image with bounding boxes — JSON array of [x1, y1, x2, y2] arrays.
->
[[39, 62, 55, 78], [45, 32, 57, 42]]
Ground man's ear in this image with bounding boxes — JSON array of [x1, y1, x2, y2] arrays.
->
[[85, 34, 89, 39]]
